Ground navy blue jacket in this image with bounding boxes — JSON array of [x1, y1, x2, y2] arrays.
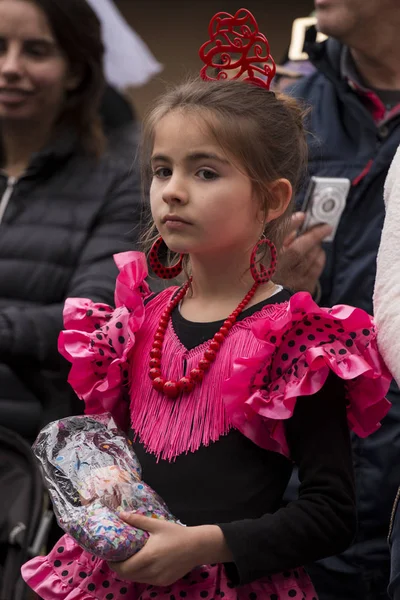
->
[[288, 38, 400, 578]]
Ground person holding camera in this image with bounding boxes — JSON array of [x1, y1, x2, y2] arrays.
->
[[277, 0, 400, 598]]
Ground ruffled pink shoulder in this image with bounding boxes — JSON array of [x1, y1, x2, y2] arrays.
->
[[222, 292, 392, 458], [58, 252, 151, 429]]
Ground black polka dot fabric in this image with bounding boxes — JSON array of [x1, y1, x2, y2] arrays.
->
[[61, 301, 138, 407], [58, 256, 152, 411], [249, 238, 278, 284], [26, 539, 318, 599], [263, 305, 376, 401], [149, 237, 184, 280], [225, 293, 389, 459]]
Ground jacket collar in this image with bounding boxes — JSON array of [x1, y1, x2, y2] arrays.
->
[[26, 129, 79, 173], [0, 128, 80, 178], [305, 35, 344, 84], [305, 36, 400, 124]]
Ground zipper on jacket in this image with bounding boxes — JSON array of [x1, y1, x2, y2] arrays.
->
[[0, 176, 17, 224]]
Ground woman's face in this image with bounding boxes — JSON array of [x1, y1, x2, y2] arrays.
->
[[0, 0, 79, 125]]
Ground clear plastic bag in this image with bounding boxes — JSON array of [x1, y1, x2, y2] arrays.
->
[[33, 413, 176, 561]]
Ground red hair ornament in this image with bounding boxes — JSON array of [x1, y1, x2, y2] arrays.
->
[[148, 9, 278, 399], [199, 8, 276, 90]]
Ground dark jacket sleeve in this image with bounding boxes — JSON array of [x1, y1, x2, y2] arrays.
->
[[389, 487, 400, 600], [219, 375, 356, 585], [0, 163, 142, 367]]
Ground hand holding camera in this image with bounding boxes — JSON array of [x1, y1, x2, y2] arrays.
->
[[275, 212, 331, 296], [275, 177, 350, 296], [299, 176, 351, 241]]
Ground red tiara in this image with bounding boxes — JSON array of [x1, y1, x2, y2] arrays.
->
[[199, 8, 276, 91]]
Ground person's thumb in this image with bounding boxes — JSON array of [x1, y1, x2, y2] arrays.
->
[[283, 212, 305, 247], [291, 211, 305, 229], [119, 511, 163, 533]]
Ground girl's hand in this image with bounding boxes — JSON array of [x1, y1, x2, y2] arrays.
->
[[108, 512, 233, 586]]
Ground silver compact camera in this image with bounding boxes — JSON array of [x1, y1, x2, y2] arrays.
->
[[299, 176, 351, 242]]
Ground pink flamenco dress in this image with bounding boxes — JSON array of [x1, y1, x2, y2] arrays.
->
[[22, 252, 392, 600]]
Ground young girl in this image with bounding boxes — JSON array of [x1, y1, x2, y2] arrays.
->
[[22, 9, 391, 600]]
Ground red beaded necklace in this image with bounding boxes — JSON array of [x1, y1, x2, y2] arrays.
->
[[149, 279, 260, 399]]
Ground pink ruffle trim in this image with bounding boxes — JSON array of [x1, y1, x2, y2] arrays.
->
[[22, 533, 134, 599], [22, 558, 93, 600], [58, 252, 150, 429], [223, 292, 392, 457], [22, 535, 316, 600]]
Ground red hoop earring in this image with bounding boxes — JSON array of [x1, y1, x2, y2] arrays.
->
[[250, 237, 277, 284], [149, 236, 184, 279]]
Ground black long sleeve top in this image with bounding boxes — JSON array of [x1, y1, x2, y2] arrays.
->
[[132, 289, 357, 585]]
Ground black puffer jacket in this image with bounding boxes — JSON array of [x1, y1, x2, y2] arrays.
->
[[0, 132, 141, 440]]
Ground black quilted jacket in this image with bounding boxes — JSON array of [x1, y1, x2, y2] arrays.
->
[[0, 132, 141, 439]]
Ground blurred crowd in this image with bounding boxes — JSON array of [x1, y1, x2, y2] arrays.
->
[[0, 0, 400, 599]]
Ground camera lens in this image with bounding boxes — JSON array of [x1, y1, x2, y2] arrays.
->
[[322, 198, 336, 213]]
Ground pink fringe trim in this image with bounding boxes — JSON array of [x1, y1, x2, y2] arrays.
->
[[58, 252, 391, 462]]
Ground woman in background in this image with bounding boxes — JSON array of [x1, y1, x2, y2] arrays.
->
[[0, 0, 141, 440]]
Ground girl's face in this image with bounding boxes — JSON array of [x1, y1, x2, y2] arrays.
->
[[0, 0, 79, 125], [150, 111, 266, 261]]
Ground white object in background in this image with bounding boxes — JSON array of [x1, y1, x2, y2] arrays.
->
[[288, 17, 327, 61], [374, 145, 400, 386], [86, 0, 162, 89]]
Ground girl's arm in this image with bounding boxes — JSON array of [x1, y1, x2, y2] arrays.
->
[[111, 374, 356, 586], [374, 144, 400, 384], [219, 373, 356, 584]]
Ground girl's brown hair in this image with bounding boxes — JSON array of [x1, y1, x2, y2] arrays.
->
[[140, 78, 308, 267]]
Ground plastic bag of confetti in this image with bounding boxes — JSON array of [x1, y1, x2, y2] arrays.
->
[[32, 413, 177, 561]]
